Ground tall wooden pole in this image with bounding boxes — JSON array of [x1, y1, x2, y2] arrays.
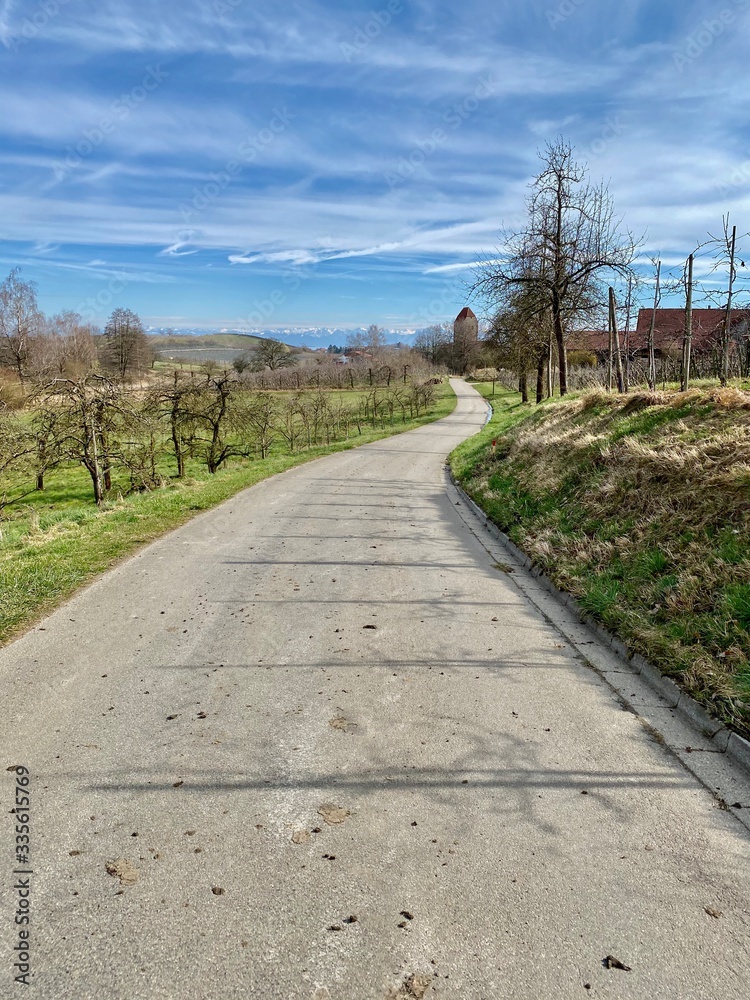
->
[[609, 286, 625, 393], [607, 306, 614, 391], [647, 261, 660, 391], [624, 275, 632, 393], [681, 254, 694, 392], [721, 224, 737, 386]]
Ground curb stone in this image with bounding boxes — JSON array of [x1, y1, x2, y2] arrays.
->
[[728, 732, 750, 771], [449, 475, 750, 784]]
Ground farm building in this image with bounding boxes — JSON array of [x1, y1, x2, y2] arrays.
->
[[569, 309, 750, 362]]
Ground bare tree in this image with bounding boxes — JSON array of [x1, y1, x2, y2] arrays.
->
[[239, 394, 277, 458], [146, 370, 201, 478], [0, 410, 37, 510], [614, 270, 641, 392], [232, 350, 255, 375], [703, 218, 743, 386], [34, 374, 128, 504], [413, 324, 452, 366], [186, 372, 248, 473], [0, 268, 44, 383], [486, 288, 548, 402], [365, 324, 389, 354], [473, 138, 639, 394], [485, 267, 600, 402], [33, 310, 98, 377], [101, 307, 151, 378], [253, 338, 296, 371]]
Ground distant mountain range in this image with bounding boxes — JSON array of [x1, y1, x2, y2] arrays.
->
[[146, 326, 420, 350]]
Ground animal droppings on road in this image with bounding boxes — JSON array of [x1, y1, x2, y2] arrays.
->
[[318, 804, 350, 825], [105, 859, 139, 886]]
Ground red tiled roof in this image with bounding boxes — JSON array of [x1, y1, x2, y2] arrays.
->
[[570, 309, 750, 354], [633, 308, 750, 351], [569, 330, 610, 353], [455, 307, 477, 322]]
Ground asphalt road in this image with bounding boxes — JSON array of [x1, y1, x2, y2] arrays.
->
[[1, 379, 748, 1000]]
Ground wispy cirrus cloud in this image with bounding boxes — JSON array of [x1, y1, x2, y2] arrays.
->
[[2, 0, 750, 328]]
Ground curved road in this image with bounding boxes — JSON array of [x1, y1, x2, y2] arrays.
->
[[1, 379, 748, 999]]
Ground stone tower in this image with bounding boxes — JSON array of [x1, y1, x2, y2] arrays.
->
[[453, 307, 479, 372]]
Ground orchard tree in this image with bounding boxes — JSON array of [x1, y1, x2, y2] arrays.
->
[[473, 138, 639, 394], [146, 370, 201, 478], [34, 374, 128, 504], [0, 410, 37, 510]]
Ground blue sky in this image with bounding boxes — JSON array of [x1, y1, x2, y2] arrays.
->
[[1, 0, 750, 332]]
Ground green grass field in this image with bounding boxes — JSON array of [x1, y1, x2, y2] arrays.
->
[[0, 383, 456, 644]]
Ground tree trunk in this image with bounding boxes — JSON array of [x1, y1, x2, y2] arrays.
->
[[551, 290, 567, 395], [173, 429, 185, 477], [88, 412, 104, 504], [36, 437, 46, 491], [547, 327, 554, 399], [171, 413, 184, 478], [536, 350, 546, 404], [87, 464, 103, 505], [519, 371, 529, 403]]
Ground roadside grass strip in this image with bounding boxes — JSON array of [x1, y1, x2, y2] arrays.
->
[[452, 384, 750, 738]]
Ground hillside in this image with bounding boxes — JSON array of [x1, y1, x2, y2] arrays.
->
[[148, 332, 268, 350], [452, 386, 750, 737]]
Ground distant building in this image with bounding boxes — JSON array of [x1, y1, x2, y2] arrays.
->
[[632, 309, 750, 358], [333, 350, 374, 365], [452, 307, 479, 374], [454, 307, 478, 351], [569, 309, 750, 361]]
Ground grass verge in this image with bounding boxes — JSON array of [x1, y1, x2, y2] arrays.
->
[[0, 384, 456, 644], [451, 384, 750, 738]]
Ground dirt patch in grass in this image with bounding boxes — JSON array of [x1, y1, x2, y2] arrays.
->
[[453, 387, 750, 738]]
